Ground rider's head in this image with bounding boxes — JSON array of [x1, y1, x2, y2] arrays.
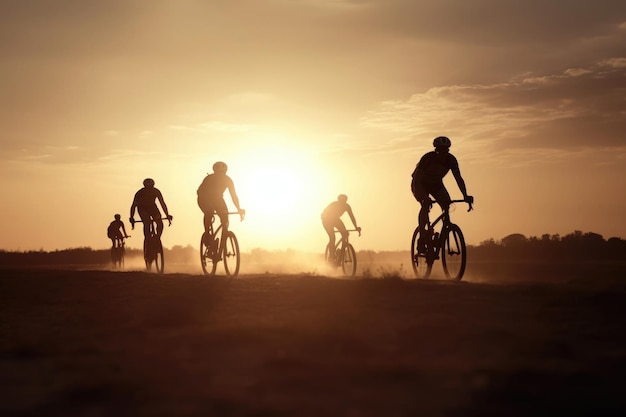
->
[[143, 178, 155, 188], [213, 161, 228, 174], [433, 136, 451, 153], [338, 194, 348, 203], [114, 214, 121, 220]]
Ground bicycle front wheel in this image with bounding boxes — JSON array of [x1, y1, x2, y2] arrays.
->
[[200, 232, 218, 276], [155, 241, 164, 274], [442, 224, 466, 280], [411, 227, 432, 279], [223, 231, 240, 278], [111, 247, 118, 268], [143, 239, 152, 271], [341, 244, 357, 276], [116, 247, 125, 269], [144, 237, 164, 273]]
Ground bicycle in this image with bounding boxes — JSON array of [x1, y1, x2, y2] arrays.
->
[[131, 217, 172, 274], [200, 212, 242, 277], [325, 229, 360, 276], [110, 236, 128, 269], [411, 199, 473, 280]]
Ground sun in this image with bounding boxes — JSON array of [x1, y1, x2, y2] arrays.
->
[[232, 147, 329, 249]]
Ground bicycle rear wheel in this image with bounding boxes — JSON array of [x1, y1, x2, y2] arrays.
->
[[411, 227, 432, 279], [341, 244, 357, 276], [200, 232, 218, 276], [223, 231, 240, 278], [442, 224, 466, 280]]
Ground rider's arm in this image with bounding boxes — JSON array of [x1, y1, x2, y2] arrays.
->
[[156, 190, 171, 219], [227, 179, 245, 218], [129, 202, 137, 222], [451, 167, 468, 199], [346, 206, 360, 231]]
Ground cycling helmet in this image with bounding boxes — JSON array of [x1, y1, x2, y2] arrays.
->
[[338, 194, 348, 202], [213, 161, 228, 173], [433, 136, 452, 148], [143, 178, 155, 187], [114, 214, 121, 220]]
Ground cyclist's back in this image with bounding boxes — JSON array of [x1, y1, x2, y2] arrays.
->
[[197, 173, 232, 203], [321, 200, 350, 220], [412, 151, 459, 187]]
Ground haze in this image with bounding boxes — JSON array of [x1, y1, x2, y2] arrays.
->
[[1, 1, 625, 253]]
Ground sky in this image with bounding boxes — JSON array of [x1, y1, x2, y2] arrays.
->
[[1, 0, 625, 253]]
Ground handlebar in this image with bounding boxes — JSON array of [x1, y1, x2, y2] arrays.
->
[[130, 216, 173, 230], [334, 229, 362, 237], [212, 210, 246, 221], [429, 198, 474, 212]]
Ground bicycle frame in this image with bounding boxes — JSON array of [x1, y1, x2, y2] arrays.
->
[[200, 212, 242, 277], [204, 211, 241, 247], [111, 236, 126, 268], [424, 199, 469, 254], [412, 199, 471, 280], [131, 217, 172, 273], [326, 229, 360, 276]]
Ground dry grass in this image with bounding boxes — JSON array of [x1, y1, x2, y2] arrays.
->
[[1, 265, 625, 416]]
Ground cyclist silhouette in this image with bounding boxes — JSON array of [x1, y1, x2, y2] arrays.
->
[[197, 161, 245, 251], [321, 194, 361, 259], [129, 178, 173, 239], [411, 136, 473, 253], [107, 214, 129, 248]]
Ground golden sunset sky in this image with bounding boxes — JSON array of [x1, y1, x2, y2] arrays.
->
[[1, 0, 625, 253]]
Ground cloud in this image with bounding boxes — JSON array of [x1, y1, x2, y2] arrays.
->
[[349, 0, 626, 45], [362, 57, 626, 146]]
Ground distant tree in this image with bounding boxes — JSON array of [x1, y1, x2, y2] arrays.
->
[[501, 233, 527, 247]]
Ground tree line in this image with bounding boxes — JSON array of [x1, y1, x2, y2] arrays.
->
[[469, 230, 625, 261], [0, 230, 624, 266]]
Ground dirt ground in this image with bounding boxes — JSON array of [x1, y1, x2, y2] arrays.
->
[[1, 264, 625, 416]]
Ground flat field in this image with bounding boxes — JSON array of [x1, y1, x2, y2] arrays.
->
[[1, 262, 625, 416]]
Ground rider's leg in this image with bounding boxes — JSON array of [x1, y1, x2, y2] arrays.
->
[[432, 187, 451, 212], [336, 220, 348, 246], [137, 208, 156, 246], [216, 203, 229, 258], [321, 217, 336, 260], [155, 217, 164, 237], [413, 185, 431, 252]]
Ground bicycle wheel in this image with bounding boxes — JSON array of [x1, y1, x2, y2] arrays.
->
[[411, 227, 432, 279], [200, 232, 218, 276], [119, 246, 125, 269], [223, 231, 240, 278], [111, 247, 117, 267], [341, 244, 357, 276], [112, 247, 123, 269], [154, 239, 164, 274], [143, 239, 152, 271], [442, 224, 466, 280]]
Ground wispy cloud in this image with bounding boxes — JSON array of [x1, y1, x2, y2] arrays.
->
[[360, 57, 626, 164]]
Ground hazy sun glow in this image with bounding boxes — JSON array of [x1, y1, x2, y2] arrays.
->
[[233, 145, 330, 248]]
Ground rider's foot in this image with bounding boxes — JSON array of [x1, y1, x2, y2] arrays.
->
[[417, 237, 427, 255]]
